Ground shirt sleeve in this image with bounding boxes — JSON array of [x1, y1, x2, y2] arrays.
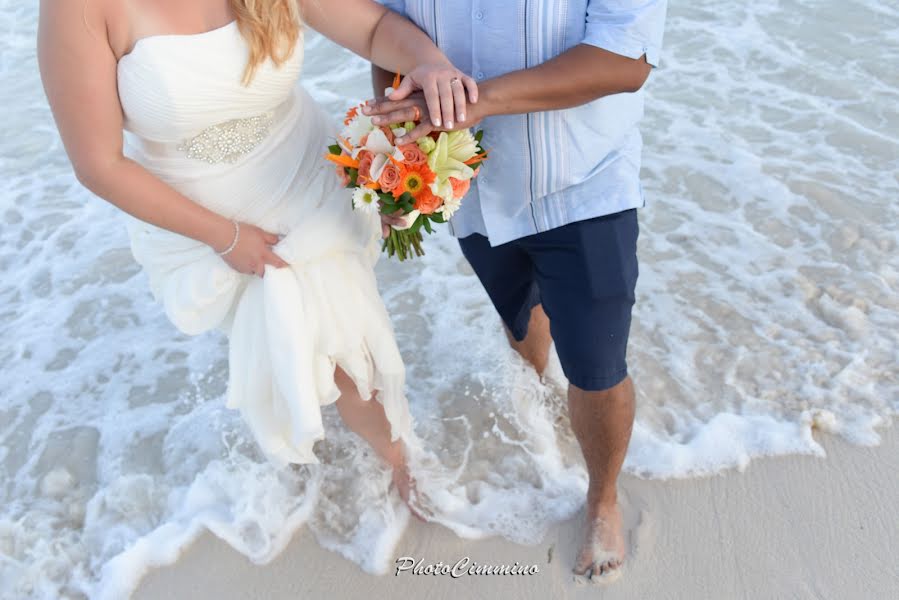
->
[[582, 1, 668, 67], [376, 0, 407, 16]]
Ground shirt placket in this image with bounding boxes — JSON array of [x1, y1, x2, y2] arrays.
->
[[467, 1, 537, 244], [523, 0, 540, 234], [462, 0, 488, 239]]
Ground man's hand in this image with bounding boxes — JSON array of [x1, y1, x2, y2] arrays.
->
[[364, 65, 478, 131], [365, 91, 483, 145]]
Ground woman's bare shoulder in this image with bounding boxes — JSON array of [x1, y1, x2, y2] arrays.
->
[[39, 0, 133, 59]]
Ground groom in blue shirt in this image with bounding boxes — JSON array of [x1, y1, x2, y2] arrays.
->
[[366, 0, 667, 580]]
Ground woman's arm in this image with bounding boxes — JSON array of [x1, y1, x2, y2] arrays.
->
[[301, 0, 477, 129], [37, 0, 287, 277]]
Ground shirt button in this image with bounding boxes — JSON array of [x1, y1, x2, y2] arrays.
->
[[476, 72, 485, 80], [475, 10, 484, 19]]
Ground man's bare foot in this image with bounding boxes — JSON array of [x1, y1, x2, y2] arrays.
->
[[573, 502, 625, 583]]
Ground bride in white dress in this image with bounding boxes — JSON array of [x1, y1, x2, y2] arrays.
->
[[37, 0, 477, 510]]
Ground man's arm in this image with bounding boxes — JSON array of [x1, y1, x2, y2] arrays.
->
[[372, 65, 396, 98], [366, 0, 666, 142], [367, 45, 652, 144], [374, 40, 650, 112], [369, 0, 410, 97], [473, 44, 651, 116]]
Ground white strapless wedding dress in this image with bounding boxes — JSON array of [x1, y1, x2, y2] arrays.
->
[[116, 22, 412, 464]]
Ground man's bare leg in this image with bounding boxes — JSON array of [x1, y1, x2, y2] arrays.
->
[[506, 304, 635, 578], [569, 376, 635, 580], [505, 303, 552, 375]]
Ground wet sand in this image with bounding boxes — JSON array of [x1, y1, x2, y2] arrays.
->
[[134, 427, 899, 599]]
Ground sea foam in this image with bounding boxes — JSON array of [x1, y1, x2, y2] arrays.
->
[[1, 1, 897, 598]]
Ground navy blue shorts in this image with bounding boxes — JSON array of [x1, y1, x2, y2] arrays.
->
[[458, 209, 639, 392]]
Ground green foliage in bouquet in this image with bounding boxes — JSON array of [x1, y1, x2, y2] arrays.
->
[[329, 129, 487, 262]]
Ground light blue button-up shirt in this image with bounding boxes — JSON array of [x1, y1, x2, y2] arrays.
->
[[378, 0, 668, 246]]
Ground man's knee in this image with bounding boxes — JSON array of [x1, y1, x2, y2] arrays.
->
[[506, 304, 552, 370], [569, 376, 634, 402]]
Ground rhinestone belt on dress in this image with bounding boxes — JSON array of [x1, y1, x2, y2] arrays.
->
[[176, 112, 275, 164]]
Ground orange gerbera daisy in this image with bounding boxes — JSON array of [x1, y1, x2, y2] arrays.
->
[[395, 163, 436, 200]]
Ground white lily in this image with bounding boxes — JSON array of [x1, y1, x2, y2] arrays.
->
[[362, 127, 395, 155], [369, 147, 405, 182], [430, 179, 455, 203], [428, 130, 476, 183], [392, 209, 421, 230], [341, 113, 374, 149]]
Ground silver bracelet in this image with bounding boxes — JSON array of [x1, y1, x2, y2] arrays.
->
[[217, 220, 240, 256]]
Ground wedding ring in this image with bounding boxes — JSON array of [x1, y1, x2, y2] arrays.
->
[[411, 105, 421, 121], [450, 77, 461, 86]]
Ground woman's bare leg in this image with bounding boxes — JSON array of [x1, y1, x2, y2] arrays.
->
[[333, 367, 422, 518]]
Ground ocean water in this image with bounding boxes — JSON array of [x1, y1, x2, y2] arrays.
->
[[1, 1, 897, 598]]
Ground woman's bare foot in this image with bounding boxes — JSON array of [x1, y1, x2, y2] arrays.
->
[[573, 502, 625, 583], [390, 459, 429, 522], [331, 369, 430, 521]]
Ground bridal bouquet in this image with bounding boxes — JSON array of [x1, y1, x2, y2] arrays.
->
[[326, 104, 486, 261]]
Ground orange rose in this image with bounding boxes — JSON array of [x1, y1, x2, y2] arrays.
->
[[336, 165, 351, 187], [356, 150, 375, 186], [414, 187, 442, 215], [378, 162, 401, 193], [398, 143, 428, 166], [449, 177, 470, 199]]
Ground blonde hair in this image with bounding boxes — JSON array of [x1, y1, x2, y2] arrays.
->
[[230, 0, 302, 85]]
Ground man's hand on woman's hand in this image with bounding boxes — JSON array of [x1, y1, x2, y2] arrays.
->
[[363, 64, 478, 135], [219, 223, 289, 278], [364, 91, 483, 145]]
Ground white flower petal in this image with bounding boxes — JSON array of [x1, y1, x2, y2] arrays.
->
[[439, 196, 462, 219], [428, 131, 476, 182], [352, 187, 380, 214], [342, 113, 375, 148], [364, 128, 395, 155], [392, 209, 421, 231], [431, 180, 454, 203], [370, 154, 389, 182]]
